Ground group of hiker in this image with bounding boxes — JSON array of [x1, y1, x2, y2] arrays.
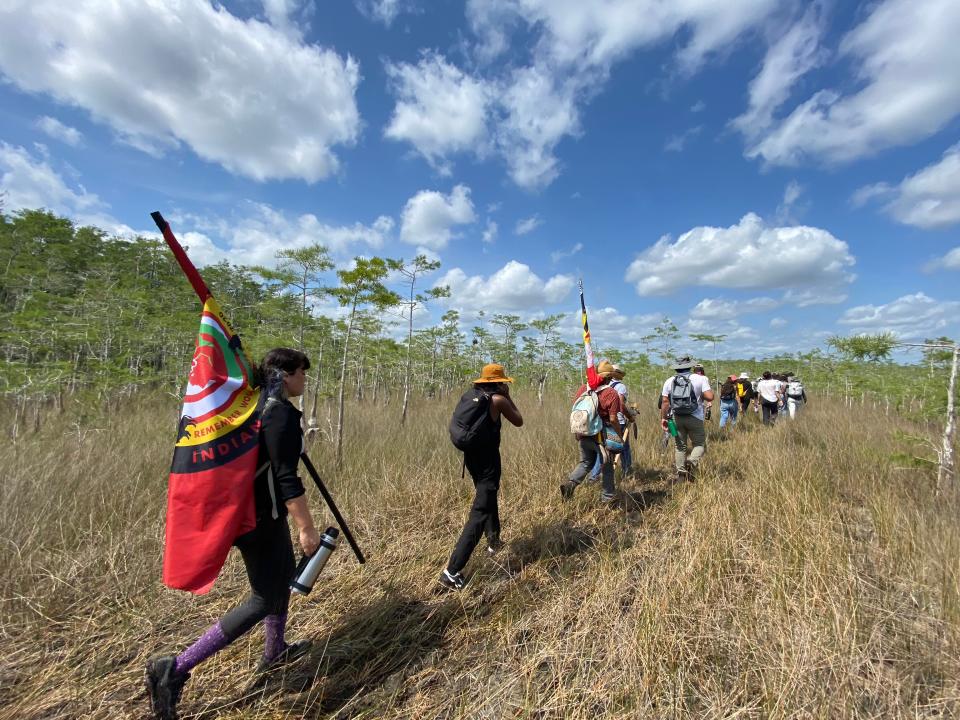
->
[[441, 358, 809, 590], [146, 349, 808, 719]]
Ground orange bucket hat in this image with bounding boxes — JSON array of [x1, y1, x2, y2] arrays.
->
[[473, 363, 514, 384]]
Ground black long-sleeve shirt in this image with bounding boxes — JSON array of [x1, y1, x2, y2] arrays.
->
[[254, 398, 306, 521]]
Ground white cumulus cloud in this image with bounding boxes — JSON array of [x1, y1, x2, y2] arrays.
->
[[0, 0, 360, 182], [384, 53, 492, 174], [853, 143, 960, 229], [838, 292, 960, 338], [936, 247, 960, 270], [746, 0, 960, 166], [550, 242, 583, 263], [0, 141, 101, 215], [482, 219, 498, 244], [561, 307, 661, 347], [355, 0, 412, 26], [261, 0, 312, 37], [689, 297, 780, 321], [385, 0, 779, 190], [515, 214, 543, 235], [731, 6, 826, 141], [35, 116, 83, 147], [399, 184, 476, 250], [625, 213, 855, 302], [438, 260, 574, 312]]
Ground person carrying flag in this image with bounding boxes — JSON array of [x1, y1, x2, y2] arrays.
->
[[145, 349, 320, 720], [561, 360, 623, 504]]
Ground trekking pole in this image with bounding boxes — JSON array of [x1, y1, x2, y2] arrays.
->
[[299, 452, 366, 564]]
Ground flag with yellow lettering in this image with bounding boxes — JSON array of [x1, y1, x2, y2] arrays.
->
[[152, 212, 261, 594]]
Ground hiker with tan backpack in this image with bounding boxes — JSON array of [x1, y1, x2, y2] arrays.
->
[[561, 360, 624, 504]]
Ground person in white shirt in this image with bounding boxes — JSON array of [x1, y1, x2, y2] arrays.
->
[[755, 370, 783, 425], [785, 376, 807, 419], [660, 356, 714, 480]]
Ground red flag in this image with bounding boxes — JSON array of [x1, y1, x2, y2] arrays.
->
[[579, 280, 601, 389], [152, 212, 261, 594]]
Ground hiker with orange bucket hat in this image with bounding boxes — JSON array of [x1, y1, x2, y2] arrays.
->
[[442, 363, 524, 590]]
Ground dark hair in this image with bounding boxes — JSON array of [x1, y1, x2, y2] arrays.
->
[[762, 370, 772, 380], [254, 347, 310, 389]]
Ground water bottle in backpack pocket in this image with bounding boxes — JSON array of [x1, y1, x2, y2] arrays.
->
[[569, 390, 602, 436]]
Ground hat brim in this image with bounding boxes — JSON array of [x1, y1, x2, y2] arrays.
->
[[673, 364, 693, 371], [474, 376, 514, 384]]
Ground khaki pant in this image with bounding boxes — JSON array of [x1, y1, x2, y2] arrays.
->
[[673, 413, 706, 472]]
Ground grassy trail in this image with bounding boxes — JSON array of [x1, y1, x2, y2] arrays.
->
[[1, 392, 958, 719]]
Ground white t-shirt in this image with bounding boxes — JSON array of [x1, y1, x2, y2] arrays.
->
[[757, 379, 783, 403], [610, 379, 628, 401], [661, 372, 712, 421]]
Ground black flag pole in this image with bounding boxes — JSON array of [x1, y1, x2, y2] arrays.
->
[[299, 452, 366, 564]]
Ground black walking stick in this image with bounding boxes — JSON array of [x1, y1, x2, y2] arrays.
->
[[299, 452, 366, 564]]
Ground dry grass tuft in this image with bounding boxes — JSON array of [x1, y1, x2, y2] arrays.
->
[[1, 391, 958, 719]]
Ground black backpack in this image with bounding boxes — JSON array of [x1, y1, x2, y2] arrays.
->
[[669, 374, 698, 416], [449, 386, 492, 451]]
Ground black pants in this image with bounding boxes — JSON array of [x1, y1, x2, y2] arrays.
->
[[740, 397, 751, 415], [220, 515, 295, 641], [447, 448, 501, 574], [761, 399, 779, 426]]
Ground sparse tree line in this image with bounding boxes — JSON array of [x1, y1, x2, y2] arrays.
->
[[2, 209, 954, 475], [0, 210, 588, 438]]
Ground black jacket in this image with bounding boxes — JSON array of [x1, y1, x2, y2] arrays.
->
[[254, 397, 306, 521]]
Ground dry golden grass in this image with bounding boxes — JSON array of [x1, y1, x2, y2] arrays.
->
[[1, 390, 958, 719]]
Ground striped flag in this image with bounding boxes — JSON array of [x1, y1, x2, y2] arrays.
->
[[579, 279, 601, 389], [152, 212, 261, 594]]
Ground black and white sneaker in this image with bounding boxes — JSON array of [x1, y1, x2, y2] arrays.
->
[[559, 482, 575, 500], [145, 655, 189, 720], [438, 569, 467, 591], [486, 536, 505, 555]]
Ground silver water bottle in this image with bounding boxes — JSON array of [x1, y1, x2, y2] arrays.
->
[[290, 526, 339, 595]]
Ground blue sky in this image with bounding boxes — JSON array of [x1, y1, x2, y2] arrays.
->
[[1, 0, 958, 359]]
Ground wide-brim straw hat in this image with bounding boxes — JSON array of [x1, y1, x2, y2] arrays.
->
[[596, 359, 616, 377], [611, 364, 626, 379], [739, 372, 750, 379], [474, 363, 514, 384]]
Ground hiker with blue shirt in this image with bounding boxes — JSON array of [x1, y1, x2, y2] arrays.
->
[[660, 357, 714, 481]]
